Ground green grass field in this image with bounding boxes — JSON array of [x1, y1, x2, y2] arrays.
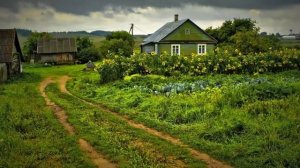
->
[[280, 39, 300, 49], [0, 67, 94, 167], [1, 63, 299, 167]]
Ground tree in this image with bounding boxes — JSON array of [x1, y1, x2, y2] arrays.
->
[[76, 37, 101, 63], [206, 18, 258, 43], [100, 31, 134, 57], [23, 32, 51, 59], [76, 46, 101, 63], [230, 30, 280, 54], [76, 37, 93, 52], [205, 18, 280, 54]]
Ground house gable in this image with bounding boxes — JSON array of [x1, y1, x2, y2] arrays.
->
[[0, 29, 23, 63], [161, 20, 216, 43]]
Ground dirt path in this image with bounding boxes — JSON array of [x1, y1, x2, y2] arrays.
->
[[39, 77, 117, 168], [59, 76, 232, 168]]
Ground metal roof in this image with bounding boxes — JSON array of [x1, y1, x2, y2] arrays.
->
[[142, 19, 188, 45], [37, 38, 77, 54], [142, 19, 217, 45], [0, 29, 23, 63]]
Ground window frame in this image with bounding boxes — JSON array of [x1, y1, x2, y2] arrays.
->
[[185, 29, 190, 35], [197, 44, 207, 55], [171, 44, 180, 56]]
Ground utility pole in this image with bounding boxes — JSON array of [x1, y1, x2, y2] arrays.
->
[[129, 23, 134, 53], [129, 23, 134, 36]]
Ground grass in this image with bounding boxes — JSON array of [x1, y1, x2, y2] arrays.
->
[[0, 73, 94, 168], [46, 83, 205, 168], [280, 39, 300, 49], [69, 70, 300, 168], [2, 63, 299, 167]]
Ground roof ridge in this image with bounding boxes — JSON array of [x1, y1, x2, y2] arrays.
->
[[142, 19, 188, 45]]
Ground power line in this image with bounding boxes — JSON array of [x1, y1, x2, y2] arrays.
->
[[134, 25, 148, 35]]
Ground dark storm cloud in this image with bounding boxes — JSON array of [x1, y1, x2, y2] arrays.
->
[[1, 0, 300, 15]]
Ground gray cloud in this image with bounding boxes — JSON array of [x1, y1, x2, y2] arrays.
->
[[1, 0, 300, 15]]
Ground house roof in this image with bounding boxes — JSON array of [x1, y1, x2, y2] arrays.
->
[[142, 19, 217, 45], [37, 38, 77, 54], [0, 29, 23, 63]]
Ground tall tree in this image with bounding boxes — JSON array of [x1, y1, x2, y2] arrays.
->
[[100, 31, 134, 57], [206, 18, 258, 43], [76, 37, 93, 52], [76, 37, 101, 63]]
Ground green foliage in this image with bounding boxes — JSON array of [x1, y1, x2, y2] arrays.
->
[[206, 18, 258, 43], [100, 31, 134, 57], [75, 37, 101, 63], [230, 30, 280, 54], [205, 18, 280, 53], [0, 73, 93, 168], [47, 84, 205, 167], [76, 46, 101, 63], [23, 32, 52, 58], [70, 71, 300, 168], [97, 49, 300, 83], [106, 31, 134, 47], [76, 37, 93, 52], [97, 57, 127, 83]]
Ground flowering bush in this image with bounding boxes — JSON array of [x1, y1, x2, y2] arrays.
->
[[97, 48, 300, 83]]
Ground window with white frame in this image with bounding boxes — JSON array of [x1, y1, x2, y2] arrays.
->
[[198, 44, 206, 55], [171, 44, 180, 56]]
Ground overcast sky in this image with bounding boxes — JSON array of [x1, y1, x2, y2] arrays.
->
[[0, 0, 299, 35]]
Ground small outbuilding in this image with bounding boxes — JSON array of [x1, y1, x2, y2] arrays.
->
[[36, 38, 77, 64], [0, 29, 24, 82], [141, 15, 217, 56]]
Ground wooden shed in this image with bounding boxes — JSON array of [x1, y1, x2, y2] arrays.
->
[[0, 29, 24, 82], [36, 38, 77, 64]]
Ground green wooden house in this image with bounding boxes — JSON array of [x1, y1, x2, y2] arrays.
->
[[141, 15, 217, 55]]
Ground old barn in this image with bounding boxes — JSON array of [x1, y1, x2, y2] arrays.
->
[[37, 38, 77, 64], [0, 29, 24, 82]]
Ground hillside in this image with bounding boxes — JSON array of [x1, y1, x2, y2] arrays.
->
[[16, 29, 146, 50]]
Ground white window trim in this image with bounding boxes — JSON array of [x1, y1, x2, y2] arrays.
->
[[197, 44, 207, 55], [171, 44, 180, 56], [154, 44, 158, 54]]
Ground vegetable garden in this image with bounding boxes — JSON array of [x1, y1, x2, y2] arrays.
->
[[69, 69, 300, 167]]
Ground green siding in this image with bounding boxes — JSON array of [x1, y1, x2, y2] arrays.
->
[[158, 43, 215, 56], [162, 21, 211, 41]]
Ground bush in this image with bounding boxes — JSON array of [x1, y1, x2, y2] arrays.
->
[[97, 56, 127, 83], [77, 46, 101, 63], [96, 48, 300, 83]]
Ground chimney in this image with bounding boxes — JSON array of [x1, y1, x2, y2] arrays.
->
[[174, 14, 178, 22]]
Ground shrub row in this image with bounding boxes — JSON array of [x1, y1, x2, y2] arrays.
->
[[97, 48, 300, 83]]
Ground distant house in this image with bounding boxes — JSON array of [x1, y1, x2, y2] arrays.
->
[[0, 29, 24, 82], [281, 34, 300, 40], [36, 38, 77, 64], [141, 15, 217, 56]]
